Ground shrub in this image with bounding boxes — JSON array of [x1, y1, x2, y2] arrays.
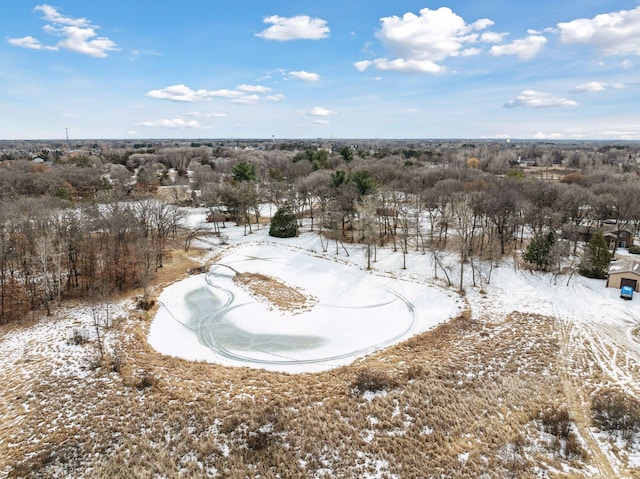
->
[[540, 405, 573, 439], [539, 405, 586, 459], [137, 298, 155, 311], [222, 407, 282, 452], [131, 369, 158, 390], [592, 388, 640, 441], [352, 368, 398, 395], [68, 328, 89, 345], [269, 204, 298, 238], [406, 364, 424, 381], [109, 348, 123, 374], [628, 245, 640, 255], [246, 430, 273, 451]]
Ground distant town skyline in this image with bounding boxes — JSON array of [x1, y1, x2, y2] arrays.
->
[[2, 1, 640, 140]]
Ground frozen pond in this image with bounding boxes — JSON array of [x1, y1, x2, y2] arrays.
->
[[149, 243, 460, 372]]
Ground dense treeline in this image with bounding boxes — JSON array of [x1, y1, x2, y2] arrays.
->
[[1, 139, 639, 322], [0, 197, 183, 323]]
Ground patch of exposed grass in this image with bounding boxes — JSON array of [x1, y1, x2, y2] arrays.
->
[[233, 272, 317, 314]]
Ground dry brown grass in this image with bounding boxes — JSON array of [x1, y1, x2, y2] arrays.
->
[[233, 272, 317, 314], [0, 242, 637, 478]]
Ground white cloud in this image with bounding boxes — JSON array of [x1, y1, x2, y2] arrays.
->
[[256, 15, 330, 41], [130, 49, 161, 59], [355, 7, 499, 74], [209, 89, 245, 99], [35, 4, 89, 27], [599, 129, 640, 140], [147, 84, 284, 104], [7, 5, 118, 58], [146, 84, 216, 102], [231, 95, 260, 105], [45, 25, 118, 58], [574, 81, 608, 92], [572, 81, 625, 93], [461, 47, 481, 56], [7, 36, 56, 51], [558, 6, 640, 55], [137, 118, 201, 128], [308, 106, 335, 116], [533, 132, 565, 139], [312, 119, 330, 126], [504, 90, 579, 108], [354, 58, 444, 74], [490, 35, 547, 60], [480, 31, 507, 43], [188, 112, 227, 118], [289, 70, 320, 82], [236, 84, 271, 93]]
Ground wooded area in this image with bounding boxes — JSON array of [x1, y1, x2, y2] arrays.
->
[[1, 138, 639, 323]]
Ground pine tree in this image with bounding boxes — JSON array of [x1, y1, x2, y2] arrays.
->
[[269, 204, 298, 238], [523, 231, 556, 270], [579, 230, 611, 279]]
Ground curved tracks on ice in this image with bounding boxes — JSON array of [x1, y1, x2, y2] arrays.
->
[[161, 257, 417, 367]]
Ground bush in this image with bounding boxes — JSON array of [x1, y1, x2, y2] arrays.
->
[[132, 369, 158, 390], [539, 405, 586, 459], [540, 405, 573, 439], [137, 298, 155, 311], [109, 348, 123, 374], [628, 245, 640, 255], [246, 430, 273, 451], [352, 368, 398, 395], [68, 328, 89, 345], [269, 204, 298, 238], [592, 388, 640, 440]]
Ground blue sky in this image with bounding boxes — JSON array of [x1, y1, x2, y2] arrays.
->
[[2, 1, 639, 140]]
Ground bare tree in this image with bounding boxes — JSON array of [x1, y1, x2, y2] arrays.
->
[[356, 195, 379, 270], [451, 193, 474, 291]]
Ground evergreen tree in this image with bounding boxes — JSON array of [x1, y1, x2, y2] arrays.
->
[[339, 145, 354, 163], [269, 204, 298, 238], [349, 170, 377, 197], [523, 231, 556, 270], [232, 161, 256, 182], [579, 230, 611, 279]]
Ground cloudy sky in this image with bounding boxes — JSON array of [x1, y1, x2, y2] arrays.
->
[[2, 1, 640, 140]]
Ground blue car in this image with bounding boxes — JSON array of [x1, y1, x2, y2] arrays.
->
[[621, 285, 634, 300]]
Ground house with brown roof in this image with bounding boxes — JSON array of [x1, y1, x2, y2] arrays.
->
[[607, 259, 640, 292], [603, 227, 635, 250]]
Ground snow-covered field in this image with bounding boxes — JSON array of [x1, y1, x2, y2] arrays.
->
[[3, 207, 640, 477], [150, 209, 640, 374], [149, 239, 461, 373]]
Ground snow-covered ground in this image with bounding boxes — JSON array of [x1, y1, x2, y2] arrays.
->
[[149, 241, 461, 373], [3, 207, 640, 477], [149, 209, 640, 375], [148, 210, 464, 373]]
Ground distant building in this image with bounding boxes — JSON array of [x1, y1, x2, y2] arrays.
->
[[603, 226, 635, 250]]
